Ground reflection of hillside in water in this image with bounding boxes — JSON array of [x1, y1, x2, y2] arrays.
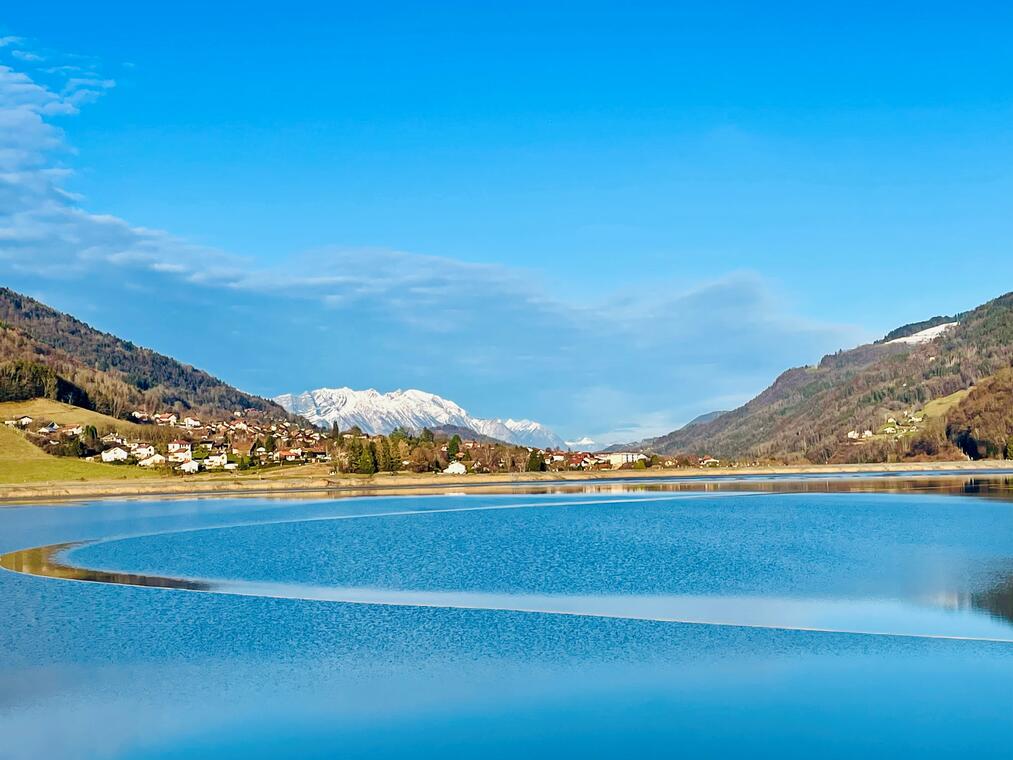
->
[[971, 572, 1013, 626], [548, 475, 1013, 501], [0, 542, 211, 591]]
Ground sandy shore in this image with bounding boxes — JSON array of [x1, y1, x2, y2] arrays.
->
[[1, 459, 1011, 505]]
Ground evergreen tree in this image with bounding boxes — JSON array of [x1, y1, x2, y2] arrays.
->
[[379, 437, 395, 473], [526, 449, 546, 472], [346, 437, 363, 471], [357, 444, 377, 475], [448, 434, 461, 459], [82, 425, 99, 452]]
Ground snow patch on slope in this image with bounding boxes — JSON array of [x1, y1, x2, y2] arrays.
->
[[886, 322, 957, 346]]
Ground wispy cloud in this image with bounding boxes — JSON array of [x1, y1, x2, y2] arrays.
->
[[0, 42, 865, 442], [10, 50, 43, 63]]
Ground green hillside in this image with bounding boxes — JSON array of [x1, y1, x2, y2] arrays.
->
[[0, 287, 293, 421], [0, 399, 149, 436], [647, 291, 1013, 463], [0, 426, 155, 484]]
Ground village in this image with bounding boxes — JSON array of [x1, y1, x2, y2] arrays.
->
[[4, 410, 330, 474], [3, 409, 725, 476]]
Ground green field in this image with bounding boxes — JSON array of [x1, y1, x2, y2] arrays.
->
[[921, 388, 973, 420], [0, 398, 148, 436], [0, 425, 157, 484]]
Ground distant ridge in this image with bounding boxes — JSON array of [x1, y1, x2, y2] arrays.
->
[[682, 410, 729, 428], [601, 410, 728, 452]]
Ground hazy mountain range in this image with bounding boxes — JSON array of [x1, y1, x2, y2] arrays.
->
[[274, 387, 567, 449]]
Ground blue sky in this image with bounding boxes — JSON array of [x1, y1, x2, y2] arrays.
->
[[2, 2, 1013, 442]]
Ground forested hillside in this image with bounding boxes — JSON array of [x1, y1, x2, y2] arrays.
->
[[0, 288, 291, 420], [946, 369, 1013, 460], [647, 291, 1013, 463]]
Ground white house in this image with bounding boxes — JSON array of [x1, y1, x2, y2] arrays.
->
[[178, 460, 201, 474], [443, 461, 467, 475], [130, 444, 156, 459], [15, 416, 33, 428], [167, 440, 193, 463], [602, 452, 648, 469], [100, 446, 130, 463], [204, 452, 229, 469], [183, 417, 202, 429], [138, 453, 167, 467]]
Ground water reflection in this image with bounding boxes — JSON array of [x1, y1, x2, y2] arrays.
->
[[0, 542, 211, 592], [9, 475, 1013, 642], [206, 472, 1013, 502], [971, 574, 1013, 625]]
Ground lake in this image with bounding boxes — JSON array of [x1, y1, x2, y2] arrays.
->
[[4, 474, 1013, 757]]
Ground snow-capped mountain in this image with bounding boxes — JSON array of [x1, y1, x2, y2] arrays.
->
[[274, 387, 567, 449], [471, 418, 567, 449]]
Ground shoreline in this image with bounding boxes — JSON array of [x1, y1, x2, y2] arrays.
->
[[2, 459, 1011, 505]]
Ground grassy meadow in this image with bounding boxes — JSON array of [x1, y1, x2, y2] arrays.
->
[[0, 399, 149, 436], [0, 423, 156, 484]]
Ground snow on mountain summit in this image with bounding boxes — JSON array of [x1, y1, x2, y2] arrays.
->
[[274, 387, 566, 448]]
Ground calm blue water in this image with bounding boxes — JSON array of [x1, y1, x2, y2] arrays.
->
[[4, 484, 1013, 757]]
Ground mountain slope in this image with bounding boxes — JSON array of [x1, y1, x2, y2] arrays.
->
[[0, 287, 291, 420], [274, 387, 566, 448], [646, 291, 1013, 463]]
